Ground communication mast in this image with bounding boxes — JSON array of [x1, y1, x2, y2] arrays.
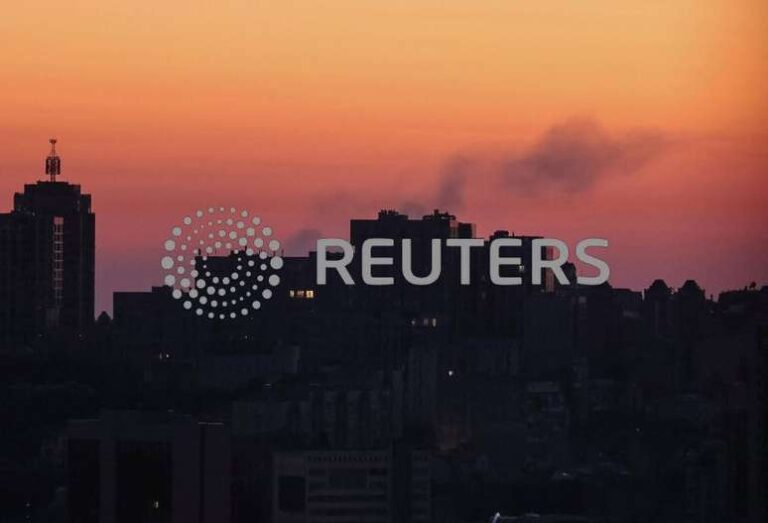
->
[[45, 138, 61, 182]]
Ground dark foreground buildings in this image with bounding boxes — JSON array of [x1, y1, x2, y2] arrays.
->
[[0, 174, 765, 522], [0, 140, 95, 349], [67, 411, 230, 523], [78, 209, 766, 523]]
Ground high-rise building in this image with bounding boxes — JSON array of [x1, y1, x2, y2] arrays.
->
[[0, 140, 95, 348], [67, 410, 231, 523]]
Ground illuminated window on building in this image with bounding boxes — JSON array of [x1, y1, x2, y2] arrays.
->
[[289, 289, 316, 299]]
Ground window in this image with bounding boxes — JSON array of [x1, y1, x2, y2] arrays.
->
[[289, 289, 316, 299]]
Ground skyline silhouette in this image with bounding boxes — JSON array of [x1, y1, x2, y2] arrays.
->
[[1, 137, 766, 315], [2, 158, 766, 522], [3, 2, 767, 522]]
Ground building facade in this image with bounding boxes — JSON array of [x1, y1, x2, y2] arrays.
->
[[67, 410, 231, 523], [272, 448, 430, 523], [0, 140, 95, 348]]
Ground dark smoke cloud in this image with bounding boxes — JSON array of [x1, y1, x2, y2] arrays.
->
[[435, 155, 473, 211], [430, 118, 669, 212], [501, 118, 668, 194], [398, 156, 474, 218], [284, 228, 323, 256], [399, 201, 428, 219]]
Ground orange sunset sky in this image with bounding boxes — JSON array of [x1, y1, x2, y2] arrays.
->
[[1, 0, 767, 314]]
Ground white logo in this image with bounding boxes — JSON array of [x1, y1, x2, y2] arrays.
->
[[161, 206, 283, 319]]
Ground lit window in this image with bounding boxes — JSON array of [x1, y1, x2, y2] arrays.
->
[[306, 289, 315, 299]]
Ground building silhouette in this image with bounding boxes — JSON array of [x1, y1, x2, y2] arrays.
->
[[0, 140, 95, 348], [1, 157, 766, 523], [89, 207, 767, 523], [67, 410, 231, 523], [272, 447, 430, 523]]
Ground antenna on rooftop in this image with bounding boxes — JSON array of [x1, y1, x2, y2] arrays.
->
[[45, 138, 61, 182]]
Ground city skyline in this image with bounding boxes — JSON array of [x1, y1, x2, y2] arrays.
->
[[2, 3, 766, 522], [1, 145, 766, 315], [1, 1, 766, 315]]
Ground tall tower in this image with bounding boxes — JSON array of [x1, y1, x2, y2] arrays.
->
[[0, 140, 95, 348]]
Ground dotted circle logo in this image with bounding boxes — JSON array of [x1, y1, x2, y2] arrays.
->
[[161, 206, 283, 319]]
